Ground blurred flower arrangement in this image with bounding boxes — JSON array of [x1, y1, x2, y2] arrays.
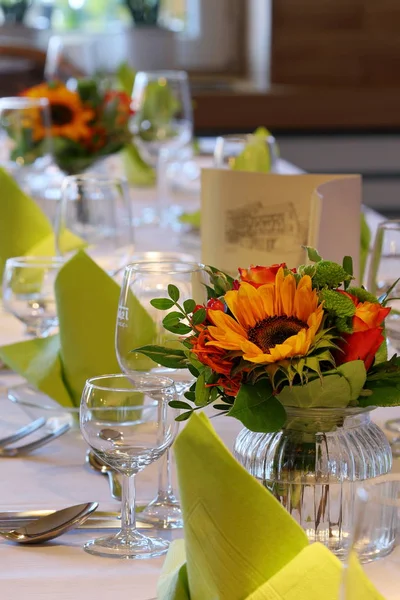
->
[[21, 80, 133, 175], [136, 247, 400, 433]]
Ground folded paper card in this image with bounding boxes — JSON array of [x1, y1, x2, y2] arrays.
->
[[0, 251, 155, 407], [157, 413, 382, 600], [0, 167, 84, 277], [201, 170, 362, 279]]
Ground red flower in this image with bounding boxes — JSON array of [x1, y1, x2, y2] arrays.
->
[[335, 293, 390, 370], [236, 264, 288, 288], [190, 329, 233, 375], [103, 90, 133, 125], [215, 373, 242, 397]]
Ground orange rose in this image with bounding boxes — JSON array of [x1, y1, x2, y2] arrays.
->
[[236, 264, 288, 288], [191, 329, 233, 375], [335, 293, 390, 370]]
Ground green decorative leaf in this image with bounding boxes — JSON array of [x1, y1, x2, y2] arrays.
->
[[303, 246, 323, 263], [163, 311, 184, 324], [358, 380, 400, 407], [134, 345, 187, 369], [227, 381, 286, 433], [343, 255, 353, 277], [165, 323, 192, 335], [150, 298, 175, 310], [176, 411, 193, 422], [184, 391, 196, 401], [168, 284, 180, 302], [192, 308, 207, 326], [213, 404, 230, 411], [336, 360, 367, 401], [194, 372, 210, 406], [360, 214, 371, 283], [183, 299, 196, 314], [169, 400, 193, 410], [187, 363, 200, 378]]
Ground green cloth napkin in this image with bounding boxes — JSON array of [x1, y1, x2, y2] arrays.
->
[[157, 413, 383, 600], [0, 251, 154, 407], [231, 126, 273, 173], [0, 167, 84, 276]]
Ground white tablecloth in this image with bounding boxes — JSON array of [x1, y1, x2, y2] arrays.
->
[[0, 158, 398, 600]]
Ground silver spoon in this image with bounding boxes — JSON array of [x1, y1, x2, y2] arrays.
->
[[0, 502, 98, 544], [86, 450, 122, 501]]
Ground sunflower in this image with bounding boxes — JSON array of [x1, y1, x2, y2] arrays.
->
[[207, 268, 324, 365], [23, 83, 94, 142]]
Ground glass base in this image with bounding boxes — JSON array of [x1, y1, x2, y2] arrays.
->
[[140, 493, 183, 529], [83, 530, 169, 559]]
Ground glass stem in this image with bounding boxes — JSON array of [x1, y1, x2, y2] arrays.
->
[[120, 473, 137, 536], [157, 450, 173, 499]]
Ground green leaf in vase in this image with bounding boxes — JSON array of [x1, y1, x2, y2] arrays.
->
[[228, 380, 286, 433]]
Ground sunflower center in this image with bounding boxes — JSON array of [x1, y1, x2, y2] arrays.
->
[[50, 104, 74, 126], [248, 316, 307, 353]]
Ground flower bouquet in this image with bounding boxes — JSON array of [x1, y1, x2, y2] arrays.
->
[[136, 247, 399, 553], [21, 80, 136, 176]]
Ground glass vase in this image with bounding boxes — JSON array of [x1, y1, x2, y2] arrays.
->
[[234, 407, 392, 559]]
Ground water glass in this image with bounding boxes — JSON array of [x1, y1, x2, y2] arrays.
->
[[131, 70, 193, 224], [0, 97, 53, 181], [342, 475, 400, 599], [214, 133, 278, 172], [55, 174, 134, 276], [116, 260, 208, 528], [2, 256, 65, 338], [80, 373, 179, 559], [45, 34, 98, 88]]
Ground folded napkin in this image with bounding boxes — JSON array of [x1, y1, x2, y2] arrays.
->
[[157, 413, 383, 600], [231, 126, 274, 173], [0, 251, 154, 407], [0, 167, 83, 277]]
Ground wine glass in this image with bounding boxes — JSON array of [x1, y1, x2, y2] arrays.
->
[[214, 133, 278, 172], [45, 34, 98, 88], [55, 174, 134, 276], [131, 70, 193, 224], [0, 97, 53, 191], [342, 475, 400, 599], [2, 256, 65, 338], [368, 221, 400, 445], [80, 373, 179, 559], [115, 260, 208, 528]]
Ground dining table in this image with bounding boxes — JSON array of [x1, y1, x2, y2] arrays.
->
[[0, 154, 399, 600]]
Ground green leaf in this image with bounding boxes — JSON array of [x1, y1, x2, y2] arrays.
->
[[343, 256, 353, 277], [165, 323, 192, 335], [183, 299, 196, 314], [133, 345, 187, 369], [176, 412, 193, 422], [187, 363, 200, 378], [213, 404, 230, 411], [150, 298, 175, 310], [358, 380, 400, 407], [194, 372, 210, 406], [163, 311, 183, 323], [169, 400, 193, 410], [303, 246, 322, 263], [184, 391, 196, 401], [227, 381, 286, 433], [116, 61, 136, 95], [192, 308, 207, 326], [168, 284, 180, 302]]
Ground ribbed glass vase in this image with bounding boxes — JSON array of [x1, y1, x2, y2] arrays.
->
[[234, 407, 392, 559]]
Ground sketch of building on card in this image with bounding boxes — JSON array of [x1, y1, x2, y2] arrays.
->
[[225, 201, 307, 252]]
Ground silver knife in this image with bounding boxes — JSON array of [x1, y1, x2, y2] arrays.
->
[[0, 509, 153, 530]]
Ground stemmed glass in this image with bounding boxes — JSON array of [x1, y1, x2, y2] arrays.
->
[[80, 373, 179, 559], [0, 97, 53, 194], [2, 256, 65, 338], [55, 174, 134, 276], [342, 475, 400, 599], [368, 220, 400, 446], [214, 133, 278, 172], [115, 260, 208, 528], [131, 70, 193, 224]]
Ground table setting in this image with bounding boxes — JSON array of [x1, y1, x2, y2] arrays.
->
[[1, 56, 400, 600]]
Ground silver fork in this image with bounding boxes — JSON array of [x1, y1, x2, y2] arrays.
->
[[0, 418, 46, 448], [0, 423, 71, 457]]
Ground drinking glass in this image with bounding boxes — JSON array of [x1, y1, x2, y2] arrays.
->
[[0, 97, 53, 186], [80, 373, 179, 559], [368, 221, 400, 444], [342, 475, 400, 599], [55, 175, 134, 276], [2, 256, 65, 338], [214, 133, 278, 172], [116, 260, 208, 528], [45, 34, 98, 88], [131, 70, 193, 223]]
